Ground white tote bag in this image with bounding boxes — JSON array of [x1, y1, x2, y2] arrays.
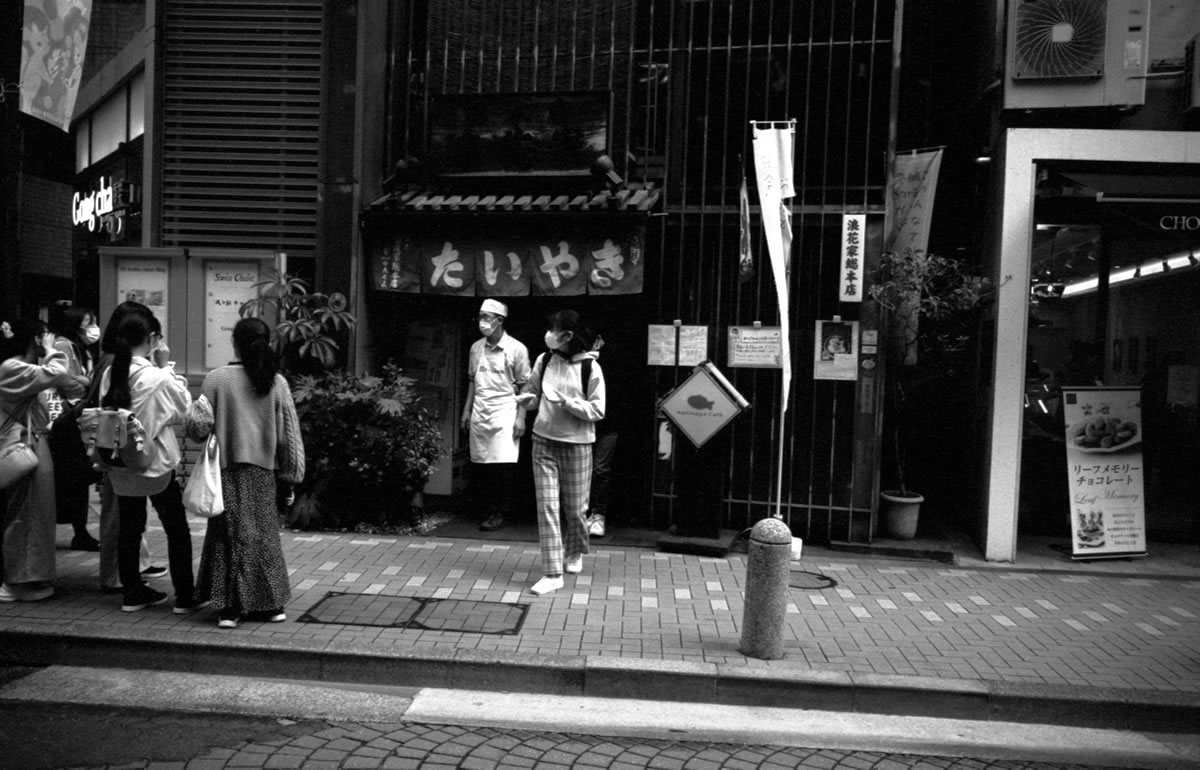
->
[[183, 435, 224, 519]]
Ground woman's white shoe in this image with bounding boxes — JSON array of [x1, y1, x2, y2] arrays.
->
[[564, 555, 583, 574], [530, 575, 564, 595]]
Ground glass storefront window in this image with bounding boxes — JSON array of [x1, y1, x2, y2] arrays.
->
[[75, 121, 90, 174], [129, 71, 145, 140], [92, 89, 128, 163]]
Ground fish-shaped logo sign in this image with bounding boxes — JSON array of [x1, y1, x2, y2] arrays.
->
[[687, 394, 715, 410]]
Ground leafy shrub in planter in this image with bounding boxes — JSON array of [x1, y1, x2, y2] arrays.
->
[[289, 363, 445, 530]]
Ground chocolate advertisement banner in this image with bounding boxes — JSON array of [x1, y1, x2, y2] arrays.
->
[[1061, 386, 1147, 560], [370, 221, 646, 297]]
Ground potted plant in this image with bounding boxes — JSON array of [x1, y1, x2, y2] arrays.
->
[[240, 270, 357, 374], [869, 248, 989, 539], [288, 363, 446, 531]]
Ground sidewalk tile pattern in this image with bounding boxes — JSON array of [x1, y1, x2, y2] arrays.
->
[[3, 515, 1200, 696]]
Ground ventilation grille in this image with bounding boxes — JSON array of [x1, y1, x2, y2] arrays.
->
[[160, 1, 323, 256], [1012, 0, 1107, 79]]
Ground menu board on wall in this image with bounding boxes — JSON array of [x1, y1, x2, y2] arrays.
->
[[727, 326, 782, 368], [205, 262, 261, 369], [116, 259, 170, 337], [1061, 386, 1147, 560]]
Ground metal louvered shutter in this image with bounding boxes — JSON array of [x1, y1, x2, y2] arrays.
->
[[160, 0, 322, 256]]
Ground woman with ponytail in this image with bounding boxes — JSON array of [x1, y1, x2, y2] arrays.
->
[[191, 317, 304, 629], [99, 309, 198, 613]]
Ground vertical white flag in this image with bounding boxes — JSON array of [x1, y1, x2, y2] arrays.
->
[[751, 122, 796, 411], [885, 149, 942, 258]]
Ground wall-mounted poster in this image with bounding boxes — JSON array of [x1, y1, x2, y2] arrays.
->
[[727, 326, 782, 368], [813, 319, 859, 381], [116, 259, 170, 338], [647, 324, 707, 367], [205, 262, 261, 369], [1061, 386, 1147, 560]]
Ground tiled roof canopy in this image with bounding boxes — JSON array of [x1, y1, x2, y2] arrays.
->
[[367, 185, 661, 214]]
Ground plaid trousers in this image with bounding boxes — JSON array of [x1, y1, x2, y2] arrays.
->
[[531, 435, 592, 577]]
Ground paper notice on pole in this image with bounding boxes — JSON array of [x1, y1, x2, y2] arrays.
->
[[647, 324, 708, 366]]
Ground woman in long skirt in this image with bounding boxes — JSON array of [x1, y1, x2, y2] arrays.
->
[[191, 318, 304, 629]]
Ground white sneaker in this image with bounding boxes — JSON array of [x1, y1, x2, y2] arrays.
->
[[530, 575, 564, 595], [588, 514, 606, 537], [565, 555, 583, 574]]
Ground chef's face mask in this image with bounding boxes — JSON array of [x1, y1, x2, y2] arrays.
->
[[478, 314, 501, 337]]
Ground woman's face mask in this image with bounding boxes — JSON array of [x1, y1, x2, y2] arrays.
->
[[81, 323, 100, 345], [544, 330, 570, 351]]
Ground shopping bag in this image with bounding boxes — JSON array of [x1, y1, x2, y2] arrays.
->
[[183, 435, 224, 519]]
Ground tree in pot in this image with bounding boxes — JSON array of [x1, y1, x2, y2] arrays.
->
[[868, 248, 989, 539]]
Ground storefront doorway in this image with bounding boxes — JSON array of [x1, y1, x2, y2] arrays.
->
[[1019, 161, 1200, 544]]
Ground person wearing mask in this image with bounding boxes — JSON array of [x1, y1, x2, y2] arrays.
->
[[460, 299, 531, 532], [99, 310, 199, 613], [190, 318, 305, 629], [0, 319, 79, 602], [95, 303, 165, 594], [520, 310, 605, 595], [48, 303, 101, 551]]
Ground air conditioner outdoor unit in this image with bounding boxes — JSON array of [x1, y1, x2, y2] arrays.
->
[[1004, 0, 1150, 110]]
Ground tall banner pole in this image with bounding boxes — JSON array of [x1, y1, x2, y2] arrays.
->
[[751, 120, 796, 519]]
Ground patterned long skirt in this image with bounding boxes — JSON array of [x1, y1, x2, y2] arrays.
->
[[195, 464, 290, 614]]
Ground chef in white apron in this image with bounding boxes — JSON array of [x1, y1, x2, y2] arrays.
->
[[460, 299, 532, 531]]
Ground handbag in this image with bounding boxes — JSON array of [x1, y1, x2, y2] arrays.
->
[[0, 407, 39, 490], [183, 434, 224, 519]]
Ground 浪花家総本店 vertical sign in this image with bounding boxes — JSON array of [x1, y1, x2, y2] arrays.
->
[[1061, 386, 1147, 560]]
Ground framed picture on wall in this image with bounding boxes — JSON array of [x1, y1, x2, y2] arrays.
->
[[1127, 337, 1140, 376], [1112, 338, 1122, 373]]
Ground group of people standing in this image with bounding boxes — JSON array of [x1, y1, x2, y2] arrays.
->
[[461, 299, 609, 596], [0, 303, 304, 630]]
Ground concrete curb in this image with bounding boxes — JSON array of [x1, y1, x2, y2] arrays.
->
[[2, 623, 1197, 733]]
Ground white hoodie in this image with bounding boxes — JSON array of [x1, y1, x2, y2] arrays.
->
[[525, 350, 605, 444]]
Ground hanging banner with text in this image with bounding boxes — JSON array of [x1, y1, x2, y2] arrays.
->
[[885, 149, 942, 257], [369, 220, 645, 297], [1061, 386, 1147, 560], [21, 0, 93, 132], [751, 120, 796, 412]]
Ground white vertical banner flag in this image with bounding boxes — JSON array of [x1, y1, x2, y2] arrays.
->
[[885, 149, 943, 257], [751, 121, 797, 411]]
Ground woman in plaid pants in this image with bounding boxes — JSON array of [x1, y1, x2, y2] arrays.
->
[[520, 310, 605, 595]]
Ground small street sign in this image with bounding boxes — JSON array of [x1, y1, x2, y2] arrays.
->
[[659, 363, 748, 448]]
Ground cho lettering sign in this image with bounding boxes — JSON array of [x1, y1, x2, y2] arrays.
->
[[1061, 386, 1147, 560]]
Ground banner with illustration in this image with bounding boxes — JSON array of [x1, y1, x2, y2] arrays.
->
[[21, 0, 93, 132], [369, 221, 645, 297], [1061, 386, 1147, 559]]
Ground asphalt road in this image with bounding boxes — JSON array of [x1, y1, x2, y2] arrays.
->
[[1, 666, 1196, 769]]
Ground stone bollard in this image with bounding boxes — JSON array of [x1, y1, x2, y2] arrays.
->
[[739, 517, 793, 660]]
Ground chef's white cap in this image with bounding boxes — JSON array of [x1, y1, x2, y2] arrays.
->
[[479, 299, 508, 318]]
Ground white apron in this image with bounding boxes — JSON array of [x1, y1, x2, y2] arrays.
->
[[468, 344, 520, 464]]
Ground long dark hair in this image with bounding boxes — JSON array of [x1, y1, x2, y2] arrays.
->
[[101, 313, 155, 409], [101, 301, 155, 354], [233, 317, 277, 395], [547, 310, 591, 356], [49, 303, 95, 365]]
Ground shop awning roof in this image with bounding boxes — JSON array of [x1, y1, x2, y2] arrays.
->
[[366, 184, 662, 214]]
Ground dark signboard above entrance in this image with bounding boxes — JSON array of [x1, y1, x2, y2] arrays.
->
[[370, 219, 645, 297]]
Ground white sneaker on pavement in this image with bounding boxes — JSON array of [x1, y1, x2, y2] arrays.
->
[[588, 514, 606, 537], [530, 575, 564, 595], [565, 555, 583, 574]]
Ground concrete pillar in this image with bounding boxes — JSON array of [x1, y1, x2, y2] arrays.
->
[[738, 517, 793, 660]]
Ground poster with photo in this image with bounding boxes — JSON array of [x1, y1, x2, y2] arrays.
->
[[813, 319, 858, 381], [1061, 386, 1147, 559], [116, 259, 170, 338]]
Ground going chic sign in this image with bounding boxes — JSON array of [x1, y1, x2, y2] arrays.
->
[[72, 176, 115, 232]]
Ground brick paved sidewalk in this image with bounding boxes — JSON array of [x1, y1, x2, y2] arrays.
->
[[4, 513, 1199, 699]]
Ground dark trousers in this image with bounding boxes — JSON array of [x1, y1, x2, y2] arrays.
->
[[117, 475, 194, 601], [590, 431, 618, 517], [472, 462, 515, 519]]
